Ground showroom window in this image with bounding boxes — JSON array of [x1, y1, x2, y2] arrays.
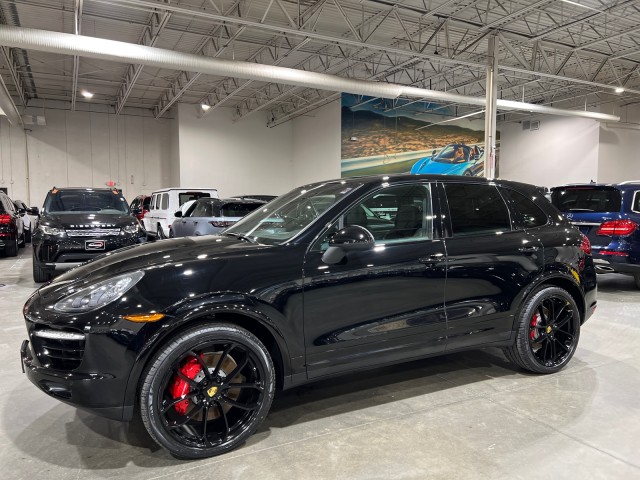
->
[[316, 184, 433, 249], [445, 183, 512, 236], [503, 189, 549, 229], [161, 193, 169, 210]]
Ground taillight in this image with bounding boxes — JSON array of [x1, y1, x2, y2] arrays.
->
[[0, 214, 11, 224], [580, 234, 591, 255], [210, 220, 234, 228], [597, 219, 637, 237]]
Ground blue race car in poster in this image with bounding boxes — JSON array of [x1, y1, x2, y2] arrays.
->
[[410, 143, 484, 176]]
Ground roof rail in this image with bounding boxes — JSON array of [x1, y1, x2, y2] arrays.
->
[[619, 180, 640, 184]]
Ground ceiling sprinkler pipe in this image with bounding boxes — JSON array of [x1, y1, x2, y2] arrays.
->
[[0, 25, 620, 122]]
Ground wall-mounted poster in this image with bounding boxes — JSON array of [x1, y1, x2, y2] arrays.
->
[[341, 94, 495, 178]]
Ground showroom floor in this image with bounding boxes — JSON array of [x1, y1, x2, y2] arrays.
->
[[1, 249, 639, 480]]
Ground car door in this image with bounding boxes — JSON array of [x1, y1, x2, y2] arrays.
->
[[145, 194, 157, 232], [439, 182, 544, 351], [183, 201, 212, 237], [302, 182, 447, 379]]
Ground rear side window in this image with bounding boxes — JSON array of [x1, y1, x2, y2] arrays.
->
[[551, 187, 621, 213], [445, 183, 511, 236], [161, 193, 169, 210], [632, 192, 640, 213], [143, 197, 151, 209], [504, 189, 549, 228]]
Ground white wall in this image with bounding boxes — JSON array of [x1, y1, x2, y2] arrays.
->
[[177, 104, 293, 198], [291, 101, 341, 186], [498, 115, 600, 187], [598, 103, 640, 183], [0, 107, 177, 207]]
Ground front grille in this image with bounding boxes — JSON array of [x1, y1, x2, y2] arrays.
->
[[31, 328, 85, 371], [66, 228, 121, 237]]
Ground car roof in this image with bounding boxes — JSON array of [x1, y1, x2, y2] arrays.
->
[[150, 188, 218, 193], [48, 187, 122, 192], [196, 197, 264, 205], [551, 182, 640, 191], [302, 174, 542, 194]]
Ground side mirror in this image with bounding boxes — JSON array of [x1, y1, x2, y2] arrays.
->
[[174, 210, 183, 218], [27, 207, 39, 215], [131, 207, 142, 215], [432, 149, 437, 157], [17, 208, 26, 215], [321, 225, 375, 264]]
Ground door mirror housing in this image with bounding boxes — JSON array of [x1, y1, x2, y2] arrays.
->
[[131, 207, 142, 215], [432, 149, 437, 157], [174, 210, 183, 218], [322, 225, 375, 264], [17, 208, 26, 215], [27, 207, 39, 215]]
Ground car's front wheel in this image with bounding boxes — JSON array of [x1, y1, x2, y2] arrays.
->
[[4, 235, 18, 257], [140, 323, 275, 459], [503, 286, 580, 374], [634, 273, 640, 290]]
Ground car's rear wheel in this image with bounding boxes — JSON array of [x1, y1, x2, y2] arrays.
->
[[503, 286, 580, 374], [32, 251, 51, 282], [633, 273, 640, 290], [140, 323, 275, 459], [157, 224, 166, 239], [18, 232, 25, 248], [24, 229, 31, 244], [463, 169, 473, 176], [4, 235, 18, 257]]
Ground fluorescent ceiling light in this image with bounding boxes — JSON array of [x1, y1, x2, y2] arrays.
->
[[615, 87, 625, 93], [81, 90, 93, 98], [201, 103, 211, 111]]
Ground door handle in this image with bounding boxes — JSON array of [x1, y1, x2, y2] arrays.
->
[[419, 253, 445, 264], [518, 246, 540, 253]]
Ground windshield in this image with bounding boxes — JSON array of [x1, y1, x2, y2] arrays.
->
[[551, 187, 622, 213], [225, 182, 361, 245], [432, 145, 471, 164], [44, 189, 129, 214]]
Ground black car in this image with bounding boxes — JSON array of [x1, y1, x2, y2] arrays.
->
[[0, 190, 25, 256], [31, 187, 144, 282], [21, 175, 597, 459]]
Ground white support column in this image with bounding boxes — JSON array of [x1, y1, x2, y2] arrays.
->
[[484, 34, 497, 179]]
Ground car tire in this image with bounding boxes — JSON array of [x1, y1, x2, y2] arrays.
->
[[139, 323, 275, 459], [24, 229, 31, 244], [503, 286, 580, 374], [32, 251, 51, 283], [157, 224, 166, 239], [634, 273, 640, 290], [5, 235, 18, 257], [18, 232, 25, 248], [463, 169, 473, 176]]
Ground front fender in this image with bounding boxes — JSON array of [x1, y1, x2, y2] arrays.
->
[[121, 292, 292, 419]]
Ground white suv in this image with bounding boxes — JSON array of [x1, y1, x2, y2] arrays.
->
[[144, 188, 218, 238]]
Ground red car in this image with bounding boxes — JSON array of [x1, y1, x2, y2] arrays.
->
[[0, 191, 25, 256], [129, 195, 151, 221]]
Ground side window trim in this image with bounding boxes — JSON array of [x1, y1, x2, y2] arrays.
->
[[632, 191, 640, 214]]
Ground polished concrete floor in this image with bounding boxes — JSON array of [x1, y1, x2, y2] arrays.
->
[[1, 247, 639, 480]]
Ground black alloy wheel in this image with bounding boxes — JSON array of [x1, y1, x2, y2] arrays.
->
[[18, 232, 25, 248], [140, 324, 275, 459], [24, 229, 31, 244], [504, 286, 580, 374], [32, 251, 51, 283], [157, 225, 166, 239]]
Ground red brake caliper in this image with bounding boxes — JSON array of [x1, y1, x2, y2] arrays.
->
[[529, 313, 541, 340], [169, 357, 203, 415]]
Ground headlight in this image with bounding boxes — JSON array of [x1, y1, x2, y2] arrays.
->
[[122, 223, 139, 234], [39, 225, 65, 236], [53, 271, 144, 313]]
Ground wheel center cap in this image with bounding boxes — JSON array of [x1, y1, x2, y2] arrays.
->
[[206, 386, 218, 397], [546, 326, 552, 334]]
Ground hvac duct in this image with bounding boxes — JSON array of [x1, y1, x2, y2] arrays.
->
[[0, 26, 621, 123]]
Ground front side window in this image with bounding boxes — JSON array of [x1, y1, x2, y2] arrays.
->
[[44, 189, 129, 214], [316, 184, 434, 250], [445, 183, 511, 236], [191, 201, 214, 218]]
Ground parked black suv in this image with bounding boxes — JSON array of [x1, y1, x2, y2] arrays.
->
[[0, 190, 25, 257], [32, 187, 144, 282], [21, 175, 596, 459]]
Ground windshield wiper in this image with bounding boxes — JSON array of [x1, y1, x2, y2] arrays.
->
[[224, 232, 258, 244]]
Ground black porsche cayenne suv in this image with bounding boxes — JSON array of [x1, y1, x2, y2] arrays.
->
[[31, 187, 144, 282], [21, 175, 597, 459]]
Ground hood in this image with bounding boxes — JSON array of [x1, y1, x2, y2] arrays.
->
[[40, 212, 137, 229], [412, 159, 470, 175], [41, 234, 270, 294]]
